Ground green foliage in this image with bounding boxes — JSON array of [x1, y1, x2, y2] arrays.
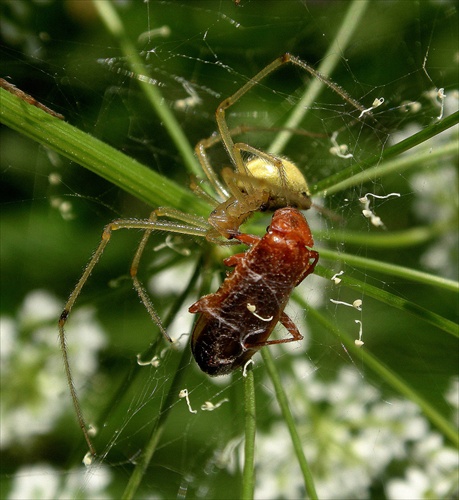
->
[[1, 1, 458, 498]]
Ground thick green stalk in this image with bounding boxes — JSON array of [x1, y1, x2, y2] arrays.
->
[[0, 87, 210, 216], [262, 350, 318, 500], [92, 0, 202, 178], [242, 369, 256, 500]]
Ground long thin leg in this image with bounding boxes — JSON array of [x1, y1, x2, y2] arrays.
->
[[129, 212, 171, 342], [195, 141, 230, 200], [215, 53, 367, 176], [128, 208, 209, 341], [58, 212, 208, 458]]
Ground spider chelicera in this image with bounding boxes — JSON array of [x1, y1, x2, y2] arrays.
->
[[58, 53, 368, 458]]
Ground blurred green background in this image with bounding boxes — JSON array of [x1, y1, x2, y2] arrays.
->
[[1, 1, 458, 498]]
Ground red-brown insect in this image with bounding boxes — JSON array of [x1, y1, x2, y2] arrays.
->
[[189, 207, 319, 375]]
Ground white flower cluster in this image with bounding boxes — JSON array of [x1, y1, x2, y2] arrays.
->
[[1, 290, 107, 448], [391, 89, 459, 279], [252, 361, 458, 499], [7, 463, 111, 500], [410, 164, 458, 279]]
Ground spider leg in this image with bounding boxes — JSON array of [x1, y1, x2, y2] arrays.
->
[[129, 211, 172, 342], [58, 210, 208, 458]]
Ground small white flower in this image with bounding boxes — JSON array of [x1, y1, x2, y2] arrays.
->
[[7, 463, 111, 499], [250, 362, 458, 499], [387, 467, 429, 500], [1, 290, 107, 448]]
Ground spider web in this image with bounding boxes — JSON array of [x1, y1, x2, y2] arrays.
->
[[1, 1, 458, 499]]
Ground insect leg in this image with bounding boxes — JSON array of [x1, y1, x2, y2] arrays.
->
[[246, 312, 303, 348], [233, 232, 261, 246], [223, 252, 246, 267], [296, 249, 320, 285]]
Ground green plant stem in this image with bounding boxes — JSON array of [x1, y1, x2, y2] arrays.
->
[[312, 265, 458, 338], [122, 348, 192, 500], [262, 349, 318, 500], [122, 349, 190, 500], [92, 0, 202, 178], [302, 303, 459, 447], [2, 81, 455, 220], [0, 87, 210, 216], [121, 259, 202, 499], [269, 0, 369, 155], [318, 248, 459, 293], [319, 222, 450, 248], [319, 139, 457, 197], [314, 110, 459, 195], [242, 369, 256, 500]]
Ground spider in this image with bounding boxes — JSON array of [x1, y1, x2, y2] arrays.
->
[[58, 53, 368, 457]]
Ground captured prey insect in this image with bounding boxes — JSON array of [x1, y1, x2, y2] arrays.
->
[[190, 207, 319, 376], [58, 54, 367, 457]]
